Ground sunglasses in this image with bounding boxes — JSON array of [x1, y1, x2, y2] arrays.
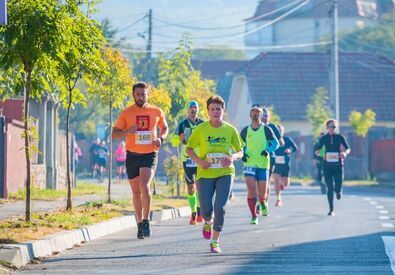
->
[[262, 114, 269, 117], [328, 125, 336, 129]]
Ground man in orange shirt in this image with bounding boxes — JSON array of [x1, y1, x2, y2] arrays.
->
[[112, 82, 168, 239]]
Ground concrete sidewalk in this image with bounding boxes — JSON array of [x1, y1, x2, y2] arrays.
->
[[0, 181, 131, 221]]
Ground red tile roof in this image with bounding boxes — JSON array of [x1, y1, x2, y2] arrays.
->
[[242, 52, 395, 122]]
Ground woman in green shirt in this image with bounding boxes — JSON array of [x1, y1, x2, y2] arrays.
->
[[186, 95, 244, 253]]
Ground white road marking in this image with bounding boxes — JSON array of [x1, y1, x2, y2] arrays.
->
[[369, 201, 378, 205], [379, 216, 391, 220], [364, 197, 371, 201], [376, 206, 385, 209], [382, 236, 395, 274], [380, 210, 389, 214], [382, 223, 394, 228]]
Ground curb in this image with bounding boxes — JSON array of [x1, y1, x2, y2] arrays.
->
[[0, 206, 191, 268]]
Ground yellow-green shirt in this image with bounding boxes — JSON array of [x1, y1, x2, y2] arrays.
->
[[187, 121, 244, 180]]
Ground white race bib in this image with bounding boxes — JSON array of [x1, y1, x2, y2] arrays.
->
[[326, 152, 339, 162], [135, 131, 152, 145], [207, 153, 227, 168], [275, 156, 286, 164], [185, 158, 197, 168], [243, 166, 256, 176]]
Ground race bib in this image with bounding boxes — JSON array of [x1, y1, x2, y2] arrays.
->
[[135, 131, 152, 145], [243, 166, 256, 176], [185, 157, 197, 168], [326, 152, 339, 162], [207, 153, 227, 168], [275, 156, 286, 164]]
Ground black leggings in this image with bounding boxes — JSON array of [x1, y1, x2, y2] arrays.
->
[[323, 164, 343, 211]]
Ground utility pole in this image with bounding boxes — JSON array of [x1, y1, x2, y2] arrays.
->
[[329, 0, 340, 129], [146, 9, 153, 82]]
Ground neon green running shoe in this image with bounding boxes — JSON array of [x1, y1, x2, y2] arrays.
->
[[250, 217, 258, 224], [260, 203, 269, 216]]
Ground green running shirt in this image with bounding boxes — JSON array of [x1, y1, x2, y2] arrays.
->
[[187, 121, 244, 180]]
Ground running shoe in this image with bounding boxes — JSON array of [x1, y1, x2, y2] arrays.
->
[[189, 212, 197, 225], [210, 242, 221, 253], [137, 223, 144, 239], [275, 200, 283, 207], [196, 215, 203, 223], [202, 223, 212, 240], [336, 192, 342, 200], [260, 203, 269, 216], [256, 204, 260, 215], [142, 220, 151, 237], [328, 210, 336, 216], [250, 217, 258, 225]]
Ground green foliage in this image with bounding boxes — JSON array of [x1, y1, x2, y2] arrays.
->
[[340, 12, 395, 60], [0, 66, 24, 100], [307, 87, 333, 138], [86, 46, 134, 109], [158, 36, 216, 123], [268, 106, 281, 125], [192, 48, 246, 61], [349, 109, 376, 137]]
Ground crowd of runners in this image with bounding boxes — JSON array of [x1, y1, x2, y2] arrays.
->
[[112, 82, 351, 253]]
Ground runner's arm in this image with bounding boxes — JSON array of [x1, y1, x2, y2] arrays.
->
[[264, 126, 279, 153]]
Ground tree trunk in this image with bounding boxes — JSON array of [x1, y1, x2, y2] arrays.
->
[[66, 89, 73, 211], [107, 100, 112, 203], [23, 70, 32, 223]]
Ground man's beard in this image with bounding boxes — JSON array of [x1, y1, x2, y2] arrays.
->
[[135, 100, 145, 107]]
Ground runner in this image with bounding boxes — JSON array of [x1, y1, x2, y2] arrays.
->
[[186, 95, 243, 253], [315, 119, 350, 216], [115, 141, 127, 180], [273, 125, 298, 206], [261, 107, 284, 214], [313, 132, 327, 194], [112, 82, 168, 239], [96, 140, 108, 182], [89, 138, 100, 178], [171, 100, 205, 225], [240, 104, 279, 223]]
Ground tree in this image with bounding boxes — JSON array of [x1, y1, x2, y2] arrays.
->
[[86, 46, 134, 203], [349, 109, 376, 138], [57, 0, 105, 211], [158, 37, 193, 122], [307, 87, 333, 138], [340, 12, 395, 60], [349, 109, 376, 179], [0, 0, 71, 222], [158, 36, 216, 124]]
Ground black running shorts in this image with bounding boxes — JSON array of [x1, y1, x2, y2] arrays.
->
[[182, 162, 197, 185], [126, 152, 158, 180], [274, 164, 290, 177]]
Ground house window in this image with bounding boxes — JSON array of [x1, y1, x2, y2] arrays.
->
[[356, 0, 378, 19]]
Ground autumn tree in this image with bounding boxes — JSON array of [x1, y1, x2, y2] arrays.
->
[[86, 46, 134, 203]]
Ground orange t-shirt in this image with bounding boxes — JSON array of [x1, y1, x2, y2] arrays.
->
[[114, 104, 167, 154]]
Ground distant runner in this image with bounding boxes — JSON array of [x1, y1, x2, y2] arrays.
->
[[273, 125, 298, 206], [186, 95, 243, 253], [171, 100, 205, 225], [240, 104, 279, 223], [315, 119, 350, 216]]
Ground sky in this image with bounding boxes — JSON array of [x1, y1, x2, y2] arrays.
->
[[92, 0, 259, 53]]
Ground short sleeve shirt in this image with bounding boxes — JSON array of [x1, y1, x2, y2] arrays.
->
[[187, 121, 244, 180], [114, 104, 167, 154]]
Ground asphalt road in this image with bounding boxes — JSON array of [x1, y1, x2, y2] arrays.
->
[[16, 183, 395, 274]]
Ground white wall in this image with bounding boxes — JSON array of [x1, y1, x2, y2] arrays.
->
[[227, 75, 251, 130]]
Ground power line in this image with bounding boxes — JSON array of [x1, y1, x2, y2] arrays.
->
[[117, 14, 147, 33], [340, 36, 395, 55], [215, 0, 312, 44], [152, 0, 304, 31]]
